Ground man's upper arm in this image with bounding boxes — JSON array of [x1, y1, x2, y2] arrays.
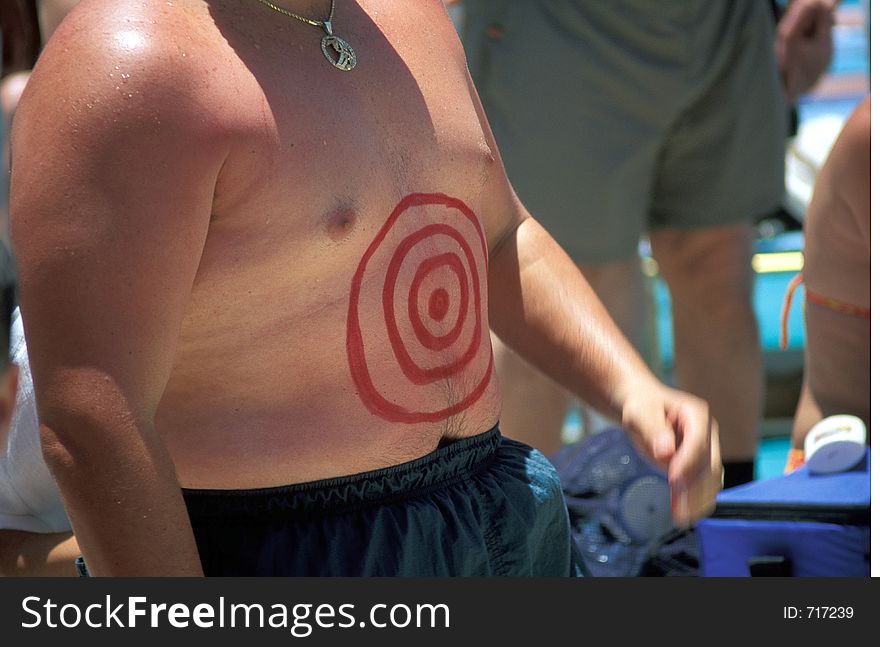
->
[[10, 9, 229, 429]]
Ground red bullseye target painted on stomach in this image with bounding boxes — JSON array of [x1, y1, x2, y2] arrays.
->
[[347, 193, 493, 423], [406, 250, 468, 353]]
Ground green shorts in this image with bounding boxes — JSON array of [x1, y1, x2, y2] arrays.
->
[[462, 0, 787, 263]]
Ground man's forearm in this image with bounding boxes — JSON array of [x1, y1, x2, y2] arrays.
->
[[488, 216, 654, 419], [487, 215, 722, 525], [41, 416, 203, 576]]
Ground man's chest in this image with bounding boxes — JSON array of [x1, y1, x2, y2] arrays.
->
[[209, 34, 492, 260]]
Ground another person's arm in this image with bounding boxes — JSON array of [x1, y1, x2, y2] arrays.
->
[[0, 531, 78, 576], [836, 98, 870, 236], [776, 0, 837, 103], [0, 1, 82, 580], [790, 96, 870, 450], [10, 11, 228, 576]]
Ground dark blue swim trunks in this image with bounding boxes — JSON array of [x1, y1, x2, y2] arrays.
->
[[182, 426, 584, 576]]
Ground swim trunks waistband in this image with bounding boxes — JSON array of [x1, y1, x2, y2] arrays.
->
[[182, 425, 501, 521], [180, 425, 582, 575]]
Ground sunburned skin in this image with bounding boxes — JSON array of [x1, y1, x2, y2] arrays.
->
[[347, 192, 493, 423]]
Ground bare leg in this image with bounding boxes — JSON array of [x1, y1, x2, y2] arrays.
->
[[493, 255, 646, 455], [650, 223, 762, 466]]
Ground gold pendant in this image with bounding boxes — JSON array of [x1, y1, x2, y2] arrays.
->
[[321, 21, 356, 71]]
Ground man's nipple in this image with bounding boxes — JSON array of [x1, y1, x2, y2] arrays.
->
[[324, 206, 359, 241]]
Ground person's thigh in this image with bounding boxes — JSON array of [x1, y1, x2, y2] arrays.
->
[[650, 222, 754, 300]]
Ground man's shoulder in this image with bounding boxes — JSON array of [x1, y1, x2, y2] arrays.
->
[[59, 0, 214, 35], [20, 0, 235, 144], [47, 0, 218, 57]]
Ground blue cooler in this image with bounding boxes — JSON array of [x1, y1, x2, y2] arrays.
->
[[697, 453, 870, 577]]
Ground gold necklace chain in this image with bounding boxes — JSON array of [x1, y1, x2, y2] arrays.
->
[[254, 0, 335, 29], [254, 0, 356, 71]]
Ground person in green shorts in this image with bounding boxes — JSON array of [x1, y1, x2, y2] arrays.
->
[[460, 0, 835, 486]]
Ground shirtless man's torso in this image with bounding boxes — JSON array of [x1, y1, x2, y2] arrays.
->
[[18, 0, 503, 488], [11, 0, 720, 575]]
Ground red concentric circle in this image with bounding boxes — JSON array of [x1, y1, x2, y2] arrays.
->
[[407, 252, 468, 352], [346, 193, 493, 423]]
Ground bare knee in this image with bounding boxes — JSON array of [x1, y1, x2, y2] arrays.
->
[[651, 224, 755, 320]]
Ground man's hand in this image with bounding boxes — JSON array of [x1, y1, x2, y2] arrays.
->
[[776, 0, 836, 103], [618, 378, 722, 528]]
